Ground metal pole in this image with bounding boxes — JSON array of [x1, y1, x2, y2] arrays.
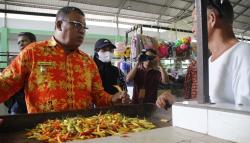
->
[[174, 22, 177, 39], [67, 0, 71, 6], [116, 15, 120, 39], [156, 20, 160, 39], [125, 32, 128, 45], [4, 0, 7, 27], [195, 0, 210, 103], [140, 25, 143, 35], [241, 33, 244, 42]]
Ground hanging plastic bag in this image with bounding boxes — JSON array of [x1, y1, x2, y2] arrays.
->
[[158, 43, 169, 58], [114, 42, 126, 58]]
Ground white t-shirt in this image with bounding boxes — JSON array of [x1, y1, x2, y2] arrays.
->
[[209, 41, 250, 106]]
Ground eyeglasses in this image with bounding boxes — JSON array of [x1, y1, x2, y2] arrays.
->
[[62, 20, 88, 31], [207, 0, 224, 17]]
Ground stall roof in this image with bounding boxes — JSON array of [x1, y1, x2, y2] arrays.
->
[[0, 0, 249, 36]]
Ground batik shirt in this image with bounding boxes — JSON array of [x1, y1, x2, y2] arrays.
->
[[184, 60, 197, 99], [0, 37, 112, 113]]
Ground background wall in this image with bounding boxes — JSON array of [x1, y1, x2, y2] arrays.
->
[[1, 14, 194, 56]]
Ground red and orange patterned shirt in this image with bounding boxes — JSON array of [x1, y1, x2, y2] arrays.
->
[[184, 60, 197, 99], [0, 37, 112, 113]]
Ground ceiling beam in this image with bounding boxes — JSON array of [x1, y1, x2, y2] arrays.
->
[[232, 0, 243, 20], [0, 1, 117, 16], [2, 0, 249, 33], [132, 0, 190, 11], [167, 2, 193, 23], [171, 11, 192, 23], [233, 0, 248, 20], [0, 1, 61, 9], [234, 20, 250, 26], [180, 0, 248, 17], [0, 9, 56, 17], [157, 0, 175, 21], [117, 0, 127, 15], [171, 0, 249, 30], [232, 0, 242, 7], [242, 26, 250, 35], [0, 0, 174, 20], [182, 0, 247, 8], [116, 0, 128, 37], [130, 0, 194, 22], [234, 8, 249, 21], [67, 0, 71, 6]]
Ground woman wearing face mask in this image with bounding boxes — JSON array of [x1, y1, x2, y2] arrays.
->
[[93, 39, 127, 95], [126, 49, 169, 104]]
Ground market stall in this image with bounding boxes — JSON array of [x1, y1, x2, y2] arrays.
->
[[0, 104, 232, 143], [0, 104, 171, 143]]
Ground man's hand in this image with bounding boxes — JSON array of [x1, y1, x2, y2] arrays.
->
[[112, 91, 131, 105], [156, 91, 175, 108]]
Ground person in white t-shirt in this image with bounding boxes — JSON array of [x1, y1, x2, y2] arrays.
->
[[156, 0, 250, 108]]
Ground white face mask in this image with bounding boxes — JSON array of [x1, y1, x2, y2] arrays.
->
[[98, 51, 113, 63]]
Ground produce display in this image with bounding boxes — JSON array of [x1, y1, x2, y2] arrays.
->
[[161, 36, 192, 58], [174, 37, 192, 56], [26, 113, 156, 143]]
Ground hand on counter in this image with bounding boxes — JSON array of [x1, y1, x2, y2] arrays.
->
[[156, 91, 176, 108], [112, 91, 131, 105]]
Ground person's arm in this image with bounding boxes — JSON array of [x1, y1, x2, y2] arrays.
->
[[156, 91, 175, 109], [159, 66, 168, 84], [158, 63, 169, 84], [126, 62, 139, 82], [0, 48, 31, 103]]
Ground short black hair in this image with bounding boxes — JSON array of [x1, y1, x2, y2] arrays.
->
[[56, 6, 85, 21], [207, 0, 234, 24], [18, 32, 36, 42]]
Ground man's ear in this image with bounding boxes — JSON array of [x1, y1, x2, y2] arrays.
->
[[55, 20, 63, 31], [207, 10, 217, 28]]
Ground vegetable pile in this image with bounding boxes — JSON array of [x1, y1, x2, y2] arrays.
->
[[26, 113, 155, 143]]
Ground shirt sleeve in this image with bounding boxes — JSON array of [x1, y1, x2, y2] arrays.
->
[[0, 48, 31, 103], [90, 60, 112, 107], [233, 67, 250, 106], [232, 46, 250, 106]]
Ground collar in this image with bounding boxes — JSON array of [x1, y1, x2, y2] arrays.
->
[[48, 36, 80, 54], [48, 36, 57, 47]]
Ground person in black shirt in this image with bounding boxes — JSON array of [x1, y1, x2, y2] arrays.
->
[[93, 39, 127, 95]]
